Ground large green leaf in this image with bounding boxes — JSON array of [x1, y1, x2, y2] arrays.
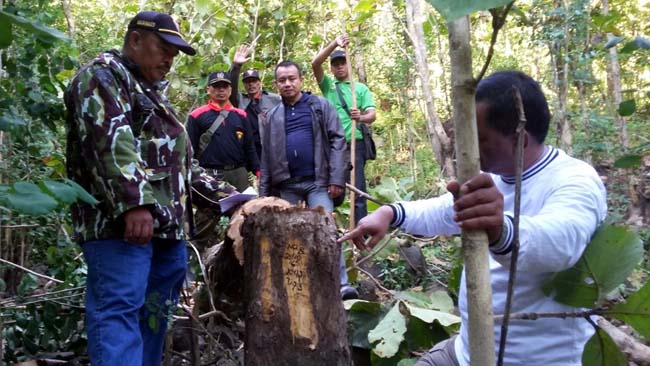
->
[[0, 10, 69, 43], [614, 154, 643, 169], [426, 0, 513, 22], [345, 300, 384, 349], [368, 301, 408, 358], [41, 180, 77, 204], [541, 224, 642, 308], [609, 282, 650, 339], [404, 302, 461, 327], [6, 181, 58, 215], [0, 19, 12, 48], [617, 100, 636, 117], [582, 328, 627, 366], [64, 179, 99, 205]]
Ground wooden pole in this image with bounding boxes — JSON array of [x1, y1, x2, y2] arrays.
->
[[345, 46, 358, 231], [448, 16, 495, 365]]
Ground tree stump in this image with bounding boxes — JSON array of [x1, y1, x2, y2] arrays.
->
[[242, 206, 352, 366]]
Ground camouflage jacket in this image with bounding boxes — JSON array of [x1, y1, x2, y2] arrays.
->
[[64, 50, 233, 243]]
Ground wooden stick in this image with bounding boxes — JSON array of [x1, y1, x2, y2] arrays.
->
[[497, 86, 527, 366], [345, 46, 358, 232], [0, 257, 63, 284], [345, 183, 386, 206]]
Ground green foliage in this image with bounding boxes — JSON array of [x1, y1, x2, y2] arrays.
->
[[0, 10, 70, 47], [367, 301, 408, 358], [542, 224, 643, 308], [0, 179, 97, 216], [614, 154, 643, 168], [582, 328, 628, 366], [426, 0, 513, 21], [346, 297, 460, 364], [617, 100, 636, 116], [610, 282, 650, 340]]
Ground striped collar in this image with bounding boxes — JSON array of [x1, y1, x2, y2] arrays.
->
[[501, 146, 559, 184]]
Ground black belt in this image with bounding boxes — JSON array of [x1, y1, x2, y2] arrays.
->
[[281, 175, 315, 184]]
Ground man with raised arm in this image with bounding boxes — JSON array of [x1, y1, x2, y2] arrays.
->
[[340, 71, 607, 366], [227, 44, 282, 159], [312, 34, 376, 225]]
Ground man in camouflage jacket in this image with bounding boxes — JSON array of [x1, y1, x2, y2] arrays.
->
[[64, 11, 231, 365]]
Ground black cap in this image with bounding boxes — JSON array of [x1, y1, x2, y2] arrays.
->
[[208, 71, 232, 86], [128, 11, 196, 56], [242, 69, 260, 81], [330, 50, 347, 62]]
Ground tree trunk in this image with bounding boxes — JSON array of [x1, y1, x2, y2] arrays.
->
[[551, 0, 572, 154], [602, 0, 627, 149], [448, 16, 495, 366], [242, 206, 352, 366], [354, 26, 368, 84], [405, 0, 455, 179], [60, 0, 75, 38]]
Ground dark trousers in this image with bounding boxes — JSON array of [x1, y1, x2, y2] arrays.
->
[[347, 138, 368, 224], [415, 335, 459, 366], [216, 166, 249, 192]]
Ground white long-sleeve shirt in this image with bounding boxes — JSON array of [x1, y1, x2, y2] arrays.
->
[[391, 147, 607, 365]]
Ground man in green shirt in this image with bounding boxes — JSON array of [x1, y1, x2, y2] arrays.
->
[[312, 34, 376, 226]]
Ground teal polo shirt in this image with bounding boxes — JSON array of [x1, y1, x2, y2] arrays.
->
[[318, 74, 375, 141]]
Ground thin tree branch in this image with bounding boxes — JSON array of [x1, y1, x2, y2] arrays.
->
[[345, 183, 387, 206], [476, 2, 515, 83], [186, 241, 217, 313], [356, 265, 393, 296], [354, 229, 399, 268], [497, 86, 527, 366], [0, 257, 63, 283]]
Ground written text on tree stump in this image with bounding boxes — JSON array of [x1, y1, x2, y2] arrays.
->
[[242, 206, 352, 366]]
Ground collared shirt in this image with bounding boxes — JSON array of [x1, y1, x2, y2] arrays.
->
[[187, 100, 259, 172], [389, 147, 607, 366], [318, 74, 376, 141], [284, 93, 315, 177]]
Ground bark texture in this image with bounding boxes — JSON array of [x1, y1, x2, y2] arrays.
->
[[448, 16, 495, 366], [242, 206, 352, 366]]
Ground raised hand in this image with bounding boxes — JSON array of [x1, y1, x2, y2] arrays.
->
[[233, 44, 252, 66], [335, 34, 350, 48]]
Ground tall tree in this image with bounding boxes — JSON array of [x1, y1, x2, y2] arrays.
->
[[405, 0, 455, 179]]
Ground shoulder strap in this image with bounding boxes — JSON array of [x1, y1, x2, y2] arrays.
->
[[197, 110, 229, 158], [334, 83, 352, 117]]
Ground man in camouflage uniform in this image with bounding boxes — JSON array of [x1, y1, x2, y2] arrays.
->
[[64, 11, 232, 365]]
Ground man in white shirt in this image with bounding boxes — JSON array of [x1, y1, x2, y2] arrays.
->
[[340, 70, 607, 366]]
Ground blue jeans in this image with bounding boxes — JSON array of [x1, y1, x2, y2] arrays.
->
[[82, 238, 187, 366], [278, 179, 349, 285]]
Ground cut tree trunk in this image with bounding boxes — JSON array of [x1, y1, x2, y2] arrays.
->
[[242, 205, 352, 366]]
